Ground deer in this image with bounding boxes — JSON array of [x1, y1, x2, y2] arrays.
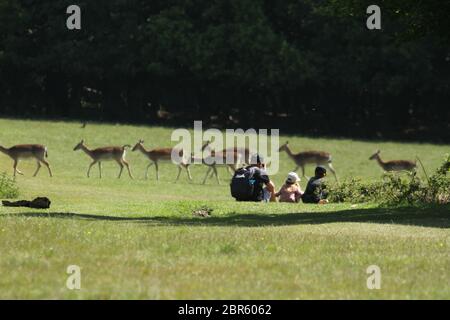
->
[[278, 141, 338, 182], [193, 141, 242, 184], [226, 146, 251, 166], [369, 150, 417, 173], [202, 141, 249, 172], [205, 142, 251, 166], [0, 144, 52, 177], [131, 139, 192, 181], [73, 140, 133, 179]]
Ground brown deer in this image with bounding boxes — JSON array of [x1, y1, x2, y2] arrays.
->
[[369, 150, 416, 172], [227, 147, 251, 166], [193, 141, 241, 184], [214, 143, 251, 166], [73, 140, 133, 178], [278, 141, 337, 181], [0, 144, 52, 177], [203, 141, 249, 171], [132, 139, 192, 181]]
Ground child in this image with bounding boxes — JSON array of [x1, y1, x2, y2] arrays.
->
[[275, 172, 303, 203], [302, 166, 329, 204]]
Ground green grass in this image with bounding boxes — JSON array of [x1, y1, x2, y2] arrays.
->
[[0, 118, 449, 299]]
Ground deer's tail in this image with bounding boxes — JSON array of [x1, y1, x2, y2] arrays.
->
[[416, 156, 429, 184], [45, 147, 48, 158]]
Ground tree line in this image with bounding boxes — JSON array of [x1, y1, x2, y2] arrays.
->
[[0, 0, 449, 142]]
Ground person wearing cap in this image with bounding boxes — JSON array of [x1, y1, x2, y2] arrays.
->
[[246, 154, 276, 202], [275, 172, 303, 203], [302, 166, 329, 204]]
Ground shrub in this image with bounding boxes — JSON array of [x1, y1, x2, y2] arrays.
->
[[422, 154, 450, 204], [327, 178, 383, 203], [0, 172, 19, 199], [328, 154, 450, 205]]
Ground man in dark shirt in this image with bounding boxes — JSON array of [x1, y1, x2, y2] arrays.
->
[[247, 154, 276, 202], [302, 166, 329, 204]]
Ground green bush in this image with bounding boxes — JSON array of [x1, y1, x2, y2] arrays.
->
[[328, 154, 450, 205], [423, 154, 450, 204], [0, 173, 19, 199], [327, 178, 383, 203]]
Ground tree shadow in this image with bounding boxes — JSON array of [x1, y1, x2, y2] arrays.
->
[[1, 205, 449, 228]]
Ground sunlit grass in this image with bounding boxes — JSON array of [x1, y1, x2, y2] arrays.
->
[[0, 118, 449, 299]]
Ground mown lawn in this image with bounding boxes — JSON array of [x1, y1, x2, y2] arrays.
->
[[0, 118, 449, 299]]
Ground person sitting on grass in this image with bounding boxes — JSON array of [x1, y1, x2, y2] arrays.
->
[[275, 172, 303, 203], [302, 166, 329, 204], [247, 154, 276, 202], [230, 154, 276, 202]]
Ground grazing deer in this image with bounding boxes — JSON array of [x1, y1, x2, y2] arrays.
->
[[73, 140, 133, 178], [278, 141, 337, 181], [132, 139, 192, 181], [194, 141, 241, 184], [369, 150, 417, 172], [0, 144, 52, 177]]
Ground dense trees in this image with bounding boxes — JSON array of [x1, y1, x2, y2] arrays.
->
[[0, 0, 449, 142]]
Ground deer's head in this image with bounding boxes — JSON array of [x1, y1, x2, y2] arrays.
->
[[73, 139, 85, 151], [132, 139, 144, 152], [278, 141, 289, 152], [369, 150, 381, 160]]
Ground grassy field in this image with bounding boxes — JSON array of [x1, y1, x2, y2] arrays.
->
[[0, 118, 449, 299]]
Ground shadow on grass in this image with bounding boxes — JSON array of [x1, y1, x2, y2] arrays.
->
[[1, 204, 449, 228]]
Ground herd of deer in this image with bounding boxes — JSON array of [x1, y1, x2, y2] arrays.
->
[[0, 140, 418, 182]]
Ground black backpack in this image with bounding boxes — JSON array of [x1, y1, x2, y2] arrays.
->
[[230, 167, 256, 201]]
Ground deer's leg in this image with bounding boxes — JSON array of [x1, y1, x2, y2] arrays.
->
[[175, 165, 182, 182], [202, 167, 212, 184], [123, 159, 133, 179], [302, 165, 311, 180], [41, 159, 52, 177], [13, 160, 23, 176], [33, 161, 41, 177], [116, 160, 124, 178], [87, 161, 97, 178], [186, 165, 193, 180], [300, 165, 305, 178], [154, 162, 159, 180], [98, 162, 102, 179], [208, 168, 215, 179], [326, 163, 338, 182], [213, 166, 220, 184], [145, 162, 154, 180], [293, 166, 299, 172], [147, 161, 155, 180]]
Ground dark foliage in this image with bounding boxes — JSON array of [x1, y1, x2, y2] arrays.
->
[[0, 0, 449, 142]]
